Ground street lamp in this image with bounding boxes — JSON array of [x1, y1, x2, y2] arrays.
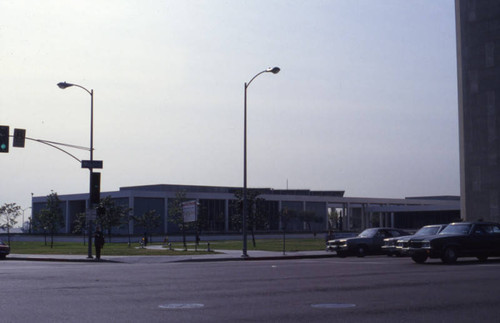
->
[[57, 81, 95, 259], [243, 67, 280, 257]]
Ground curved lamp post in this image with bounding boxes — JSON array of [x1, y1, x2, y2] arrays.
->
[[243, 67, 280, 257], [57, 81, 95, 259]]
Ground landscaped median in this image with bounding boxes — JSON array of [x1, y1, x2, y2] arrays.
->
[[6, 238, 326, 256]]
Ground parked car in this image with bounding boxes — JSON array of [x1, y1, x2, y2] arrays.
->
[[408, 222, 500, 264], [0, 240, 10, 259], [326, 227, 411, 257], [382, 224, 447, 256]]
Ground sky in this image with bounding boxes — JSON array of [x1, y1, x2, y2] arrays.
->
[[0, 0, 459, 221]]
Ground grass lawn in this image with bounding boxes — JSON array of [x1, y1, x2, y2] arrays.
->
[[8, 237, 326, 256], [207, 238, 326, 252], [9, 241, 212, 256]]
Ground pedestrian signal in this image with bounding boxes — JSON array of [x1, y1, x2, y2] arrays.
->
[[13, 128, 26, 148]]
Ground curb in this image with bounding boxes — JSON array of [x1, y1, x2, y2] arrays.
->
[[6, 256, 121, 263], [6, 252, 335, 264], [176, 253, 336, 263]]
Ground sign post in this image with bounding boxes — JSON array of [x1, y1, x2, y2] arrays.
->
[[182, 200, 197, 223]]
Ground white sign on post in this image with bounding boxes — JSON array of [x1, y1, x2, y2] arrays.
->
[[86, 209, 96, 221], [182, 200, 197, 222]]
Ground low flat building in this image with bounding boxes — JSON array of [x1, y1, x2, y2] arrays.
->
[[32, 184, 460, 235]]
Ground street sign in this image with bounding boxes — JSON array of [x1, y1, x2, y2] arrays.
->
[[182, 200, 198, 222], [81, 160, 103, 169], [86, 209, 96, 221]]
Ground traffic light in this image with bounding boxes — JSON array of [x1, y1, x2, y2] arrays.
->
[[13, 128, 26, 148], [0, 126, 9, 153], [90, 172, 101, 204]]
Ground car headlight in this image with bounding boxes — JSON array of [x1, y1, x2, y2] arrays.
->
[[421, 240, 431, 248]]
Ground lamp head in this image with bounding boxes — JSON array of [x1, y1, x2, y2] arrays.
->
[[267, 67, 280, 74], [57, 82, 73, 89]]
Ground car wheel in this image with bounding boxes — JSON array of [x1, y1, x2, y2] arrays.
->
[[356, 245, 366, 257], [441, 247, 458, 264], [411, 254, 428, 264], [477, 255, 488, 262], [0, 255, 6, 260]]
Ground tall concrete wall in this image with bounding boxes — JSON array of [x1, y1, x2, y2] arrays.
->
[[456, 0, 500, 221]]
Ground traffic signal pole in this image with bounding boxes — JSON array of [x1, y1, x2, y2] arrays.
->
[[88, 88, 94, 259], [57, 82, 98, 259]]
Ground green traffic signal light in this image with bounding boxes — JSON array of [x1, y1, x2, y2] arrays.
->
[[0, 126, 9, 153]]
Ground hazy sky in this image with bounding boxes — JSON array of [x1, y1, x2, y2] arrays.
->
[[1, 0, 459, 218]]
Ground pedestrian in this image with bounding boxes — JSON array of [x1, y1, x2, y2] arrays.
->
[[94, 227, 105, 261]]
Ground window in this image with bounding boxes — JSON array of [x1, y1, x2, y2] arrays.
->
[[389, 230, 403, 237]]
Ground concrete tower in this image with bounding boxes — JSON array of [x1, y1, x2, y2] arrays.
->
[[456, 0, 500, 221]]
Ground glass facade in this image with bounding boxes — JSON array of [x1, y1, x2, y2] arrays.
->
[[198, 199, 226, 232]]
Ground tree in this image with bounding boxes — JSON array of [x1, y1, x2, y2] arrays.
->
[[119, 207, 134, 246], [280, 207, 297, 254], [36, 192, 64, 248], [72, 212, 87, 245], [280, 208, 297, 232], [298, 210, 322, 233], [134, 209, 160, 244], [230, 189, 268, 248], [96, 196, 130, 243], [328, 209, 340, 231], [0, 203, 21, 245], [168, 191, 189, 249], [193, 203, 209, 247]]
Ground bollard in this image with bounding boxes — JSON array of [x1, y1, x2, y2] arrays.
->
[[207, 242, 211, 252], [168, 242, 172, 251]]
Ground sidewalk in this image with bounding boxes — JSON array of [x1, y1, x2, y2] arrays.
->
[[7, 247, 335, 264]]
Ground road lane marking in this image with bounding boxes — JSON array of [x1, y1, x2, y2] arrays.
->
[[311, 303, 356, 309], [159, 303, 204, 309]]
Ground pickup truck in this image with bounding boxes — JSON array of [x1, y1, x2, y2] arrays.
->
[[408, 222, 500, 264]]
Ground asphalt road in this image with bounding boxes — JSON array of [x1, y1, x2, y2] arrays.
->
[[1, 256, 500, 322]]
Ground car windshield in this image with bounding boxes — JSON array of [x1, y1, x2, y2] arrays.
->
[[415, 226, 441, 236], [358, 228, 378, 238], [440, 224, 471, 235]]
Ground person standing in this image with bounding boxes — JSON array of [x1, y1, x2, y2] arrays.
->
[[94, 227, 105, 261]]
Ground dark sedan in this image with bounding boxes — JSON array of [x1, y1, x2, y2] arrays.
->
[[408, 222, 500, 264], [0, 240, 10, 259], [382, 224, 447, 256], [326, 227, 410, 257]]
